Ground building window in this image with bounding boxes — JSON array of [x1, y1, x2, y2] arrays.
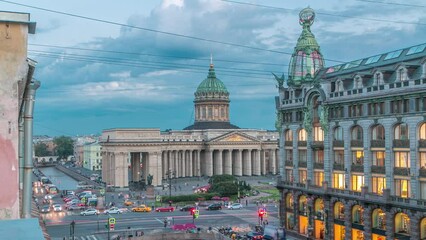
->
[[285, 130, 293, 141], [394, 123, 409, 140], [334, 150, 344, 164], [202, 108, 206, 119], [313, 126, 324, 141], [285, 149, 293, 161], [314, 150, 324, 163], [351, 174, 364, 192], [330, 107, 343, 119], [333, 173, 345, 189], [415, 97, 426, 112], [395, 179, 410, 198], [285, 169, 293, 182], [420, 181, 426, 200], [220, 108, 225, 118], [298, 129, 307, 141], [372, 176, 386, 195], [420, 122, 426, 139], [349, 104, 363, 117], [208, 107, 213, 118], [299, 150, 307, 162], [394, 152, 410, 168], [352, 151, 364, 165], [314, 172, 324, 187], [372, 125, 385, 140], [351, 126, 363, 141], [390, 99, 409, 114], [397, 67, 408, 81], [299, 170, 307, 184], [420, 152, 426, 170], [372, 151, 385, 166], [334, 127, 343, 140]]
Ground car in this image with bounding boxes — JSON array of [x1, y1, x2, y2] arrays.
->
[[131, 205, 152, 212], [228, 203, 243, 210], [206, 203, 222, 210], [66, 204, 85, 211], [104, 207, 123, 214], [66, 199, 81, 206], [80, 208, 99, 216], [40, 205, 51, 213], [180, 206, 196, 212], [52, 204, 62, 212], [155, 206, 175, 212], [124, 200, 134, 206], [44, 194, 56, 200]]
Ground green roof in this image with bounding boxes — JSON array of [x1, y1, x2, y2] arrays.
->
[[196, 65, 228, 95]]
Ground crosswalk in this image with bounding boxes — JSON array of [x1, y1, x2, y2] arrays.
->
[[52, 235, 98, 240]]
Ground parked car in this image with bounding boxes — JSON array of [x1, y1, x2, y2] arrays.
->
[[155, 206, 175, 212], [104, 207, 123, 214], [179, 206, 196, 212], [80, 208, 99, 216], [66, 204, 85, 211], [40, 205, 51, 213], [206, 203, 222, 210], [131, 205, 151, 212], [124, 200, 133, 206], [228, 203, 243, 210], [66, 199, 81, 206], [52, 204, 62, 212]]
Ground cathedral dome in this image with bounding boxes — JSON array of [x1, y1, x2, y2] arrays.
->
[[195, 64, 229, 96], [288, 7, 324, 86]]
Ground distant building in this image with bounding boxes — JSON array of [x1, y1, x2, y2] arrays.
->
[[83, 142, 102, 171], [276, 7, 426, 240], [100, 62, 279, 187], [74, 135, 98, 167]]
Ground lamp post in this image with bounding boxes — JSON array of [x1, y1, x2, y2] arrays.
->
[[166, 169, 175, 203]]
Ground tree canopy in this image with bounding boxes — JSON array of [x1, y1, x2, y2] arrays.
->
[[208, 175, 251, 197], [34, 142, 51, 156], [53, 136, 74, 159]]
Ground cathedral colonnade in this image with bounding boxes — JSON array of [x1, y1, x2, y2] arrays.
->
[[101, 146, 279, 188]]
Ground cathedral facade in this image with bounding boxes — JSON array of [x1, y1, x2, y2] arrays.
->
[[276, 7, 426, 240], [100, 63, 279, 188]]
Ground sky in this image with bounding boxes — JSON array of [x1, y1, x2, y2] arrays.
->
[[1, 0, 425, 136]]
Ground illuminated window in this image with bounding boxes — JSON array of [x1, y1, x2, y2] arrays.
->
[[285, 130, 293, 141], [395, 179, 410, 198], [352, 151, 364, 165], [314, 150, 324, 163], [298, 129, 307, 141], [420, 181, 426, 200], [372, 176, 386, 195], [394, 152, 410, 168], [420, 152, 426, 170], [299, 170, 307, 184], [313, 126, 324, 141], [372, 209, 386, 229], [333, 202, 345, 220], [285, 169, 293, 182], [351, 174, 364, 192], [372, 151, 385, 166], [395, 123, 409, 140], [314, 171, 324, 187], [333, 173, 345, 189], [420, 123, 426, 140]]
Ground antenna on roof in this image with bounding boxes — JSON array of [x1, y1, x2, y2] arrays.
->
[[210, 53, 214, 68]]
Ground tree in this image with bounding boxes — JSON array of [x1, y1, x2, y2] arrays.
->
[[34, 142, 51, 156], [53, 136, 74, 159]]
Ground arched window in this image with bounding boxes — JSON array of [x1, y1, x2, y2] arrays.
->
[[419, 122, 426, 140], [313, 126, 324, 141], [298, 129, 307, 141], [314, 198, 324, 220], [351, 126, 363, 141], [335, 80, 343, 92], [372, 125, 385, 140], [394, 213, 410, 234], [299, 195, 307, 214], [421, 218, 426, 239], [285, 193, 294, 210], [352, 205, 364, 225], [372, 209, 386, 230], [334, 127, 343, 140], [354, 75, 363, 89], [334, 202, 344, 220], [374, 72, 384, 85], [397, 66, 408, 81], [394, 123, 409, 140]]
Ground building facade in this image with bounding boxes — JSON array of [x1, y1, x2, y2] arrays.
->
[[100, 63, 279, 187], [276, 7, 426, 240], [83, 142, 102, 171]]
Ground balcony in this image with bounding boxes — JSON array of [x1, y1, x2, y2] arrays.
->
[[351, 140, 363, 148], [419, 139, 426, 148], [371, 165, 386, 174], [298, 141, 307, 147], [351, 164, 364, 173], [314, 162, 324, 169], [333, 140, 344, 148], [311, 141, 324, 149], [285, 141, 293, 147], [393, 139, 410, 148], [298, 161, 307, 168], [333, 163, 344, 171], [420, 168, 426, 177], [394, 167, 410, 176], [370, 140, 385, 148], [285, 160, 293, 167]]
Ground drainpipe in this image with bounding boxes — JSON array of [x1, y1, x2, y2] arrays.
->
[[22, 80, 40, 218], [19, 119, 24, 190]]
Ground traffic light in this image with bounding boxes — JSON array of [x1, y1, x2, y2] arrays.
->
[[258, 209, 265, 217], [190, 209, 195, 215]]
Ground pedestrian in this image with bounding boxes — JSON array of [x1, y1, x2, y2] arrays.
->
[[164, 218, 168, 228], [246, 199, 248, 206]]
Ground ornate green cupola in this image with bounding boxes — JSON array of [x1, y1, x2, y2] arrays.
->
[[288, 7, 324, 87]]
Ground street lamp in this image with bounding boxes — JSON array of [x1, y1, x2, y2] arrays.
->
[[166, 169, 176, 204]]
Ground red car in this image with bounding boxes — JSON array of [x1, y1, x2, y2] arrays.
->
[[155, 206, 175, 212]]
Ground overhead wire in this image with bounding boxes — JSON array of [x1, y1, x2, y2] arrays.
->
[[355, 0, 426, 8]]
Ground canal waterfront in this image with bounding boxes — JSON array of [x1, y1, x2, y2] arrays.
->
[[38, 167, 79, 191]]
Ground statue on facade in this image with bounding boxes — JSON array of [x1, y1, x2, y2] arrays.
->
[[319, 104, 329, 134], [147, 174, 153, 186], [275, 111, 283, 133], [272, 73, 285, 88], [302, 104, 313, 135]]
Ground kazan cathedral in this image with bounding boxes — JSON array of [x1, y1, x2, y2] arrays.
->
[[100, 62, 279, 190], [276, 7, 426, 240]]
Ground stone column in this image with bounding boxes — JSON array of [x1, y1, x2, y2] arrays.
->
[[271, 149, 277, 174], [244, 150, 252, 176], [115, 152, 129, 188], [181, 150, 186, 178], [206, 150, 213, 177], [253, 149, 261, 176], [344, 202, 352, 240], [197, 150, 201, 177], [234, 149, 242, 176], [214, 149, 223, 175], [363, 205, 372, 240], [188, 150, 193, 177], [173, 150, 178, 178], [224, 150, 232, 175], [260, 150, 266, 175], [410, 214, 420, 240], [148, 152, 162, 186]]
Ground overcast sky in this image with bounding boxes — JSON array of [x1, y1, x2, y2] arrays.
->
[[1, 0, 425, 136]]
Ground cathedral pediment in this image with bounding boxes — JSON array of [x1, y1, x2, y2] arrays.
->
[[210, 132, 258, 143]]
